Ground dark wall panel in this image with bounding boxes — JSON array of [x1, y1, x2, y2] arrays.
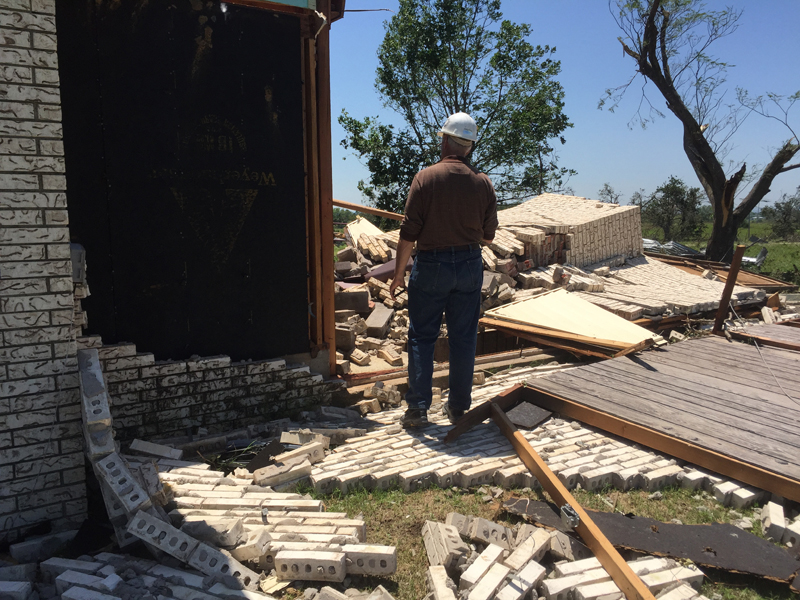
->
[[58, 0, 309, 361]]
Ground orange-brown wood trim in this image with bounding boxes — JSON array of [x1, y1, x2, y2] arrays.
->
[[489, 403, 657, 600], [316, 0, 336, 375], [333, 198, 404, 222], [481, 321, 615, 359], [443, 384, 523, 444], [521, 385, 800, 502], [712, 244, 746, 334]]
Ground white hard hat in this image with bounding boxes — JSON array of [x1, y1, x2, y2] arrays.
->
[[438, 112, 478, 144]]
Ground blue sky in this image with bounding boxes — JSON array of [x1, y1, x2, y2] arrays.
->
[[329, 0, 800, 208]]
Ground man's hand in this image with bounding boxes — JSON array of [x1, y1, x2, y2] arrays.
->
[[390, 238, 415, 300], [389, 277, 403, 301]]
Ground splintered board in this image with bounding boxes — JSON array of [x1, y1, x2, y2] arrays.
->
[[485, 289, 658, 346]]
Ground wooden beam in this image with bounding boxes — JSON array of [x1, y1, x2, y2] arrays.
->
[[303, 39, 323, 350], [223, 0, 310, 16], [611, 339, 653, 358], [728, 330, 800, 353], [712, 244, 746, 334], [333, 198, 404, 222], [489, 403, 657, 600], [481, 322, 615, 359], [521, 386, 800, 502], [316, 0, 336, 375]]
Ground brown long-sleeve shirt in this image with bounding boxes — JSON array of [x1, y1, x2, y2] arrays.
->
[[399, 156, 498, 251]]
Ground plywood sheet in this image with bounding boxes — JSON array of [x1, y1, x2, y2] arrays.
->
[[486, 289, 657, 346]]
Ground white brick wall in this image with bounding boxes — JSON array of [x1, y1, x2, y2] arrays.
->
[[0, 0, 86, 543]]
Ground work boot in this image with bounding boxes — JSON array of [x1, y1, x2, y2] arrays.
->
[[443, 403, 465, 425], [400, 408, 428, 428]]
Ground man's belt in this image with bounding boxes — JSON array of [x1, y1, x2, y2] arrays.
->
[[420, 243, 481, 253]]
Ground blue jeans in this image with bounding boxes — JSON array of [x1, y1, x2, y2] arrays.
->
[[405, 247, 483, 413]]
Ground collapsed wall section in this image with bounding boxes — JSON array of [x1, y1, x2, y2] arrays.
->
[[0, 0, 86, 543]]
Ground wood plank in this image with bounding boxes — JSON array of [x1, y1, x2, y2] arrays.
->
[[647, 346, 800, 395], [443, 384, 523, 444], [481, 317, 631, 350], [486, 323, 615, 359], [489, 404, 657, 600], [592, 359, 800, 429], [712, 244, 745, 334], [537, 370, 800, 474], [332, 198, 404, 222], [520, 386, 800, 502]]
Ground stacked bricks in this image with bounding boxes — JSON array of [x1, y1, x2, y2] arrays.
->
[[74, 336, 343, 442], [496, 193, 644, 268], [0, 0, 86, 542]]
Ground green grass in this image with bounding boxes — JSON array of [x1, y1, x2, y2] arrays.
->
[[271, 484, 792, 600]]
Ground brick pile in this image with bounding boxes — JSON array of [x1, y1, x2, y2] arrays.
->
[[423, 511, 706, 600], [70, 347, 399, 595], [0, 0, 87, 543]]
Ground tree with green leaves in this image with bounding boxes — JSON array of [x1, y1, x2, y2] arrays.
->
[[761, 186, 800, 240], [598, 183, 623, 203], [604, 0, 799, 261], [339, 0, 574, 215], [641, 176, 705, 241]]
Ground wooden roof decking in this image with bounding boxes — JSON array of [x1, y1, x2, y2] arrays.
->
[[525, 336, 800, 484]]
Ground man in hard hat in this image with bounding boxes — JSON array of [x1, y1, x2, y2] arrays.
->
[[389, 112, 498, 428]]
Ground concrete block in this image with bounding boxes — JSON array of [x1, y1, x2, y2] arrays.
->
[[468, 517, 514, 550], [254, 458, 312, 487], [467, 562, 510, 600], [542, 567, 611, 600], [274, 550, 346, 582], [549, 531, 592, 561], [187, 542, 260, 590], [730, 486, 763, 510], [679, 470, 707, 491], [421, 521, 469, 574], [335, 325, 356, 352], [781, 520, 800, 546], [94, 453, 151, 515], [180, 516, 245, 548], [147, 565, 205, 589], [274, 442, 326, 465], [61, 588, 120, 600], [459, 544, 504, 590], [129, 439, 183, 460], [445, 512, 475, 538], [641, 565, 704, 592], [55, 571, 105, 595], [78, 349, 112, 432], [457, 460, 505, 488], [335, 291, 370, 312], [503, 528, 549, 570], [0, 564, 37, 583], [574, 580, 623, 600], [281, 431, 331, 449], [98, 574, 123, 593], [554, 557, 601, 577], [341, 544, 396, 576], [167, 583, 220, 600], [427, 565, 457, 600], [40, 558, 102, 578], [643, 465, 684, 491], [127, 510, 199, 561], [0, 581, 32, 600], [496, 560, 547, 600], [761, 502, 786, 541], [712, 481, 740, 506], [9, 530, 77, 562], [318, 586, 349, 600], [655, 583, 699, 600], [365, 303, 394, 338], [365, 585, 395, 600], [580, 466, 617, 491]]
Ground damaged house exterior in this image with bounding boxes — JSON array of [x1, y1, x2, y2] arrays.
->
[[0, 0, 344, 544]]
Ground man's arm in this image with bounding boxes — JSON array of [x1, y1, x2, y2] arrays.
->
[[389, 238, 415, 300]]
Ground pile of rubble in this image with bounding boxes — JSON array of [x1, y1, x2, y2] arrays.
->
[[422, 511, 706, 600], [68, 346, 399, 599], [331, 197, 766, 374]]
